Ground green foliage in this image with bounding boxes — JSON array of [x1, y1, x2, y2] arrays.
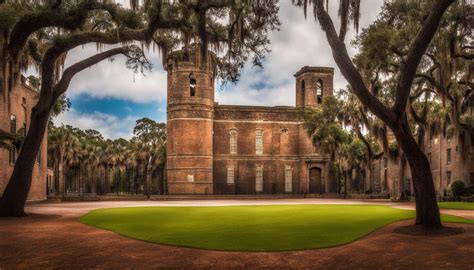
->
[[50, 94, 71, 118], [80, 205, 473, 252], [343, 139, 367, 165], [353, 0, 473, 149], [27, 75, 40, 89], [301, 96, 351, 157], [366, 135, 382, 155], [1, 0, 281, 95], [132, 117, 166, 145], [451, 180, 467, 197], [48, 118, 167, 190], [388, 141, 398, 154]]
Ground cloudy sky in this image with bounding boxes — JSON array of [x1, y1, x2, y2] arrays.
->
[[53, 1, 385, 139]]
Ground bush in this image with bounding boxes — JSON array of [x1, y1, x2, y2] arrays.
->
[[467, 186, 474, 196], [451, 180, 467, 197]]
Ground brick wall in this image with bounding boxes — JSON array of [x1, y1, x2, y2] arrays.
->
[[0, 79, 48, 201]]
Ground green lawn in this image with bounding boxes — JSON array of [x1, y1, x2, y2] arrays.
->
[[79, 205, 473, 252], [438, 202, 474, 210]]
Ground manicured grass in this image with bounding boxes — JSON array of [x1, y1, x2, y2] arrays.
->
[[438, 202, 474, 210], [79, 205, 473, 252]]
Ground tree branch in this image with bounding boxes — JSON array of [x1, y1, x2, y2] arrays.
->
[[52, 47, 133, 102], [314, 0, 397, 126], [392, 0, 455, 117], [8, 1, 122, 62]]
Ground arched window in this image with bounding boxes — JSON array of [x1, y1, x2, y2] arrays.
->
[[230, 130, 237, 154], [10, 115, 16, 134], [255, 129, 263, 155], [316, 79, 323, 104], [255, 165, 263, 192], [190, 78, 196, 96]]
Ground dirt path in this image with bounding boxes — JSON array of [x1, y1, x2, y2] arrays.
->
[[1, 199, 473, 269]]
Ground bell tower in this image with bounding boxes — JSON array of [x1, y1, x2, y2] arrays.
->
[[294, 66, 334, 107], [165, 48, 216, 194]]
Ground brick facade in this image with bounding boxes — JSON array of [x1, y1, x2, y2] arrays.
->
[[166, 50, 332, 195], [372, 64, 474, 198], [0, 77, 48, 201]]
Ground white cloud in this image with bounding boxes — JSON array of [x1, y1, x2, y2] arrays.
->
[[54, 108, 137, 140], [64, 44, 168, 103], [48, 2, 385, 134], [216, 0, 384, 106]]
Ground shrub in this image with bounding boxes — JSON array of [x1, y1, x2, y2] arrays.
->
[[467, 186, 474, 196], [451, 180, 467, 197]]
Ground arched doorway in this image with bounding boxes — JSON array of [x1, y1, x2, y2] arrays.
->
[[309, 167, 323, 194]]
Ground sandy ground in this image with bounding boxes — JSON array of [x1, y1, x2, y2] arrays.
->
[[0, 199, 473, 269]]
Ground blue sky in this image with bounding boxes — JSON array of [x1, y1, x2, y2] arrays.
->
[[70, 94, 167, 122], [53, 1, 384, 139]]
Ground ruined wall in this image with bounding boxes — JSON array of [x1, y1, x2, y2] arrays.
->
[[0, 79, 48, 201]]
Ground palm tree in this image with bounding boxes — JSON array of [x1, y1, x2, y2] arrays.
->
[[301, 97, 351, 193], [48, 125, 78, 196]]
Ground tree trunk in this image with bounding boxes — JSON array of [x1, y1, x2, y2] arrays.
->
[[0, 105, 49, 216], [398, 155, 406, 200], [392, 118, 441, 228], [58, 152, 65, 197]]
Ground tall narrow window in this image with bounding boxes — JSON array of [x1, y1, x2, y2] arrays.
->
[[285, 166, 292, 193], [230, 130, 237, 154], [447, 148, 451, 163], [9, 145, 16, 164], [10, 115, 16, 134], [22, 98, 27, 135], [447, 171, 452, 185], [256, 129, 263, 155], [316, 79, 323, 104], [227, 167, 234, 184], [301, 80, 306, 104], [190, 78, 196, 96], [255, 165, 263, 192]]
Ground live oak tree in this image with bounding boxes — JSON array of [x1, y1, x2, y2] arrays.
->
[[353, 0, 473, 197], [0, 1, 155, 216], [293, 0, 464, 228], [0, 0, 280, 216]]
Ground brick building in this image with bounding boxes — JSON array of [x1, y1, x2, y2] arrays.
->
[[0, 76, 48, 201], [371, 132, 474, 199], [372, 64, 474, 199], [165, 50, 333, 194]]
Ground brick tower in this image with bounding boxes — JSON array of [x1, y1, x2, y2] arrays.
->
[[165, 48, 216, 194], [294, 66, 334, 107]]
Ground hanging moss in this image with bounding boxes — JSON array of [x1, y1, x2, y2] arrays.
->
[[388, 141, 398, 157]]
